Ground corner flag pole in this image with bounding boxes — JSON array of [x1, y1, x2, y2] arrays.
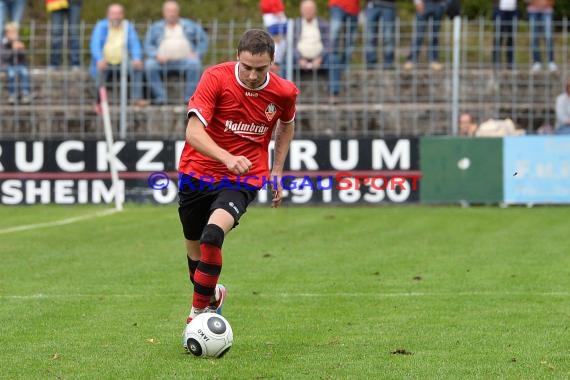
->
[[99, 86, 124, 211]]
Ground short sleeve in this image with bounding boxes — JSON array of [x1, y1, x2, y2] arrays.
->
[[279, 85, 299, 123], [187, 69, 220, 127]]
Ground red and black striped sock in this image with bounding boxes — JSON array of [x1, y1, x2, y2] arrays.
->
[[187, 256, 199, 285], [192, 224, 224, 309]]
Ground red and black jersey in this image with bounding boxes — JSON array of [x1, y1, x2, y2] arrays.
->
[[179, 61, 299, 187]]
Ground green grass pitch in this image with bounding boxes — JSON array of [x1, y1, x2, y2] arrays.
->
[[1, 204, 569, 379]]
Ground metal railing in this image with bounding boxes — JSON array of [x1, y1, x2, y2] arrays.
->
[[0, 17, 568, 139]]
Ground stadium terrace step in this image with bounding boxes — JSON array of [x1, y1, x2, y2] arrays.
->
[[0, 67, 562, 106], [0, 104, 188, 139], [294, 102, 554, 136], [294, 68, 563, 105], [0, 68, 96, 106], [0, 101, 555, 138], [0, 68, 188, 106], [0, 67, 562, 138]]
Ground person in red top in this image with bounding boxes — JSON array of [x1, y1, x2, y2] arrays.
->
[[178, 29, 298, 348], [259, 0, 288, 74], [259, 0, 285, 17], [328, 0, 360, 102]]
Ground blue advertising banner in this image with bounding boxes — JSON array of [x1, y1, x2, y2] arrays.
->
[[504, 136, 570, 204]]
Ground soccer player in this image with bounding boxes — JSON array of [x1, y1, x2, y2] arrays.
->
[[178, 29, 299, 329]]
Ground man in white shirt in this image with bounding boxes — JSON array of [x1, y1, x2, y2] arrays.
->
[[144, 1, 208, 105], [293, 0, 329, 71]]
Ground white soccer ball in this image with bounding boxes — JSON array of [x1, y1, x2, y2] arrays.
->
[[183, 313, 233, 358]]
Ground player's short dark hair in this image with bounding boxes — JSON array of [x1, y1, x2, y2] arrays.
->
[[237, 29, 275, 61]]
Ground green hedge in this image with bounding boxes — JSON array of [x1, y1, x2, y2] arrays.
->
[[26, 0, 569, 24]]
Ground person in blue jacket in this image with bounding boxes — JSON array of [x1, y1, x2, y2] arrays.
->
[[90, 3, 147, 107], [144, 1, 208, 105]]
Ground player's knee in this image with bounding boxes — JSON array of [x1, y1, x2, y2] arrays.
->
[[200, 224, 225, 248]]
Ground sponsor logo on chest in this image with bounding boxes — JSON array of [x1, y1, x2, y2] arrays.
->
[[224, 120, 269, 136]]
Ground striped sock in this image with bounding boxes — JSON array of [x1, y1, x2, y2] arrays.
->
[[192, 243, 222, 309], [187, 256, 199, 285]]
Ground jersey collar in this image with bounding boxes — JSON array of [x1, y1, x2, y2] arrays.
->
[[234, 62, 270, 91]]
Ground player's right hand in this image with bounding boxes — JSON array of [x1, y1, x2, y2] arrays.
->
[[225, 155, 252, 175]]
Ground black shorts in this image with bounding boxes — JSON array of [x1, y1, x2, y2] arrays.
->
[[178, 176, 258, 241]]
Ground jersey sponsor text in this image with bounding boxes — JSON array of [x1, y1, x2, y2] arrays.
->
[[224, 120, 269, 135]]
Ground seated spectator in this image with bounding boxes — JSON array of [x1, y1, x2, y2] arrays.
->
[[260, 0, 287, 74], [293, 0, 329, 72], [89, 3, 147, 107], [144, 0, 208, 105], [475, 118, 525, 137], [555, 79, 570, 134], [459, 112, 477, 136], [1, 22, 31, 104], [0, 0, 26, 40], [46, 0, 82, 69]]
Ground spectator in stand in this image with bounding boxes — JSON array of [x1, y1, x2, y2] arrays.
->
[[293, 0, 329, 72], [89, 3, 147, 107], [144, 0, 208, 105], [1, 22, 31, 104], [459, 112, 478, 136], [528, 0, 557, 72], [0, 0, 26, 40], [260, 0, 287, 74], [492, 0, 518, 70], [365, 0, 397, 70], [555, 79, 570, 134], [46, 0, 82, 69], [404, 0, 447, 71], [328, 0, 360, 103]]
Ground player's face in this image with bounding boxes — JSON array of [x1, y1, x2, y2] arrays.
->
[[237, 51, 273, 89]]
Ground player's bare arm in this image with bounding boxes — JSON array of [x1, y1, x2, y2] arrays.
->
[[270, 120, 295, 208], [186, 115, 253, 175]]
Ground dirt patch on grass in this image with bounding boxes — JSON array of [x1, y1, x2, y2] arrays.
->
[[391, 348, 413, 355]]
